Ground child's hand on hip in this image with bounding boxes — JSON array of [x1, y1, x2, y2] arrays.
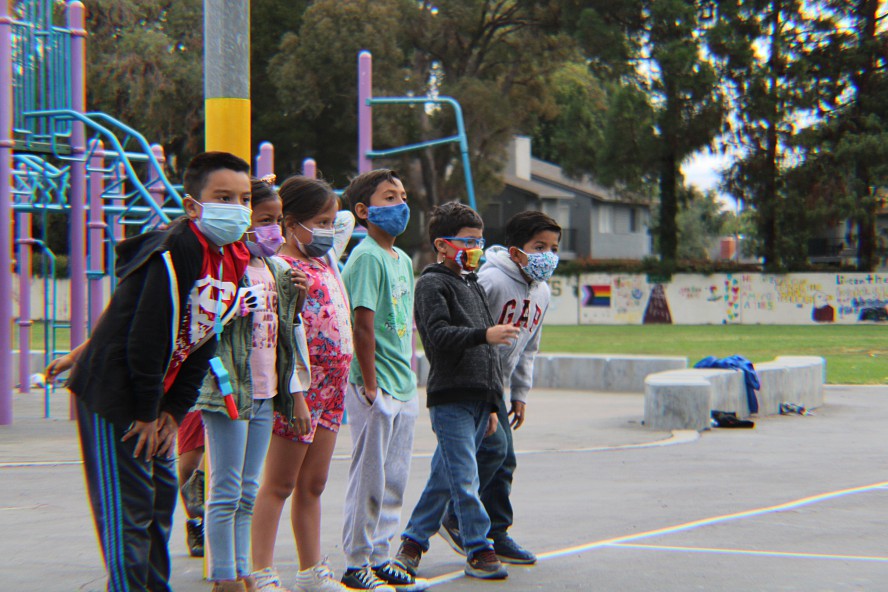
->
[[486, 324, 520, 345], [122, 420, 159, 461], [485, 412, 499, 437]]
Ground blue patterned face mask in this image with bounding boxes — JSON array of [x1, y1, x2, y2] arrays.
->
[[367, 202, 410, 237], [518, 250, 559, 282]]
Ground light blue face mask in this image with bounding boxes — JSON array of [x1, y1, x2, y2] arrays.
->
[[367, 202, 410, 237], [191, 199, 252, 246], [297, 223, 335, 257]]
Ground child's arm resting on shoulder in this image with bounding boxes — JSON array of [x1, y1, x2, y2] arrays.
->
[[125, 256, 180, 423]]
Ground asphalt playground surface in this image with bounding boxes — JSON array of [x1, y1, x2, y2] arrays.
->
[[1, 385, 886, 591]]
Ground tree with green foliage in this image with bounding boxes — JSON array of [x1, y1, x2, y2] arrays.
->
[[708, 0, 837, 271], [675, 187, 730, 260], [560, 0, 725, 266], [82, 0, 203, 177], [789, 0, 888, 270]]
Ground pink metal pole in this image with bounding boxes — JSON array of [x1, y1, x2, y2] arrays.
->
[[87, 140, 105, 332], [68, 1, 87, 420], [1, 1, 15, 424], [255, 141, 274, 179], [148, 143, 166, 209], [357, 51, 372, 174], [17, 181, 32, 394], [302, 158, 317, 179]]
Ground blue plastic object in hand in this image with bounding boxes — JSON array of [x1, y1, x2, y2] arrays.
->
[[208, 356, 238, 419]]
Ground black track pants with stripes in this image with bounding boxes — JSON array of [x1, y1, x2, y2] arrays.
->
[[76, 398, 178, 592]]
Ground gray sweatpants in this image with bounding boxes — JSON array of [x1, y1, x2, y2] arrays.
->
[[342, 383, 419, 567]]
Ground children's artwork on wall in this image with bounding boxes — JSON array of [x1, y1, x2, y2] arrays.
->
[[643, 284, 672, 324], [582, 285, 611, 307], [546, 272, 888, 325], [811, 291, 835, 323]]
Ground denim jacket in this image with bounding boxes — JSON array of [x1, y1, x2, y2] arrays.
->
[[194, 256, 310, 419]]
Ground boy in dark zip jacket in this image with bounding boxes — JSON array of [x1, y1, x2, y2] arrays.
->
[[46, 152, 252, 592], [394, 201, 519, 581]]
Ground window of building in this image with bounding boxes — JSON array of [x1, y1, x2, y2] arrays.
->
[[599, 204, 613, 234]]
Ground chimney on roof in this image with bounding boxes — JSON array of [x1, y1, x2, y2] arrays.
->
[[507, 136, 532, 181]]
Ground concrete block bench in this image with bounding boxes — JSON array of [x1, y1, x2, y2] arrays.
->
[[644, 356, 825, 431], [414, 353, 688, 393]]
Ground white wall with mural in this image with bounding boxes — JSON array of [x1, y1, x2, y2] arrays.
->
[[545, 272, 888, 325]]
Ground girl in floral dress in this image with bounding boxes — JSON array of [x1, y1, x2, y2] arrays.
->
[[250, 176, 355, 592]]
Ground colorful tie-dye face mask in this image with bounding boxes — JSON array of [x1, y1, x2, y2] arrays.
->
[[443, 239, 484, 272]]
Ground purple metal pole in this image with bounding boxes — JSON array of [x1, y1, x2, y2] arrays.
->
[[1, 1, 15, 424], [87, 140, 105, 332], [302, 158, 317, 179], [17, 186, 32, 394], [148, 143, 166, 209], [68, 1, 87, 420], [255, 141, 274, 179], [357, 51, 372, 174]]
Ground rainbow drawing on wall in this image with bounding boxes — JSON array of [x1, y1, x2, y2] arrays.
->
[[582, 285, 612, 307]]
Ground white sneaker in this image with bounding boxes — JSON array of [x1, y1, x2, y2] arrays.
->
[[253, 567, 293, 592], [294, 558, 348, 592]]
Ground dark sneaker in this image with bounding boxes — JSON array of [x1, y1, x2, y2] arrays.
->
[[493, 534, 537, 565], [437, 515, 465, 557], [465, 547, 508, 580], [373, 559, 414, 587], [340, 565, 394, 591], [393, 537, 423, 577], [186, 517, 204, 557], [181, 469, 205, 518]]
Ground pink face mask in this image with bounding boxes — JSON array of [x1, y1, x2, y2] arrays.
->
[[245, 223, 285, 257]]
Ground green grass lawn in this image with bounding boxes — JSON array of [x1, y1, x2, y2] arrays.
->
[[540, 324, 888, 385], [11, 321, 71, 353], [11, 322, 886, 384]]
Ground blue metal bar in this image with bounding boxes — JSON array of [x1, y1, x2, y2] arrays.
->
[[366, 96, 476, 208], [22, 109, 173, 222], [368, 135, 462, 157]]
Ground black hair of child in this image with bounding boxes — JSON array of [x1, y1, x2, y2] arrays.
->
[[182, 151, 251, 200], [427, 201, 483, 249], [503, 211, 562, 248], [250, 177, 280, 209], [279, 175, 338, 225], [342, 169, 401, 217]]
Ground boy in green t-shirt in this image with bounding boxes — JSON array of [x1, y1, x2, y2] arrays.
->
[[340, 169, 419, 592]]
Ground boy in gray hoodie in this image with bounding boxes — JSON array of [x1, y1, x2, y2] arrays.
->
[[439, 210, 561, 565]]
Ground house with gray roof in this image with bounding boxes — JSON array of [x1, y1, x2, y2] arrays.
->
[[481, 136, 653, 260]]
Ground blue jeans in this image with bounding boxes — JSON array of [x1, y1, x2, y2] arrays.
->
[[478, 404, 515, 539], [403, 400, 493, 557], [203, 399, 274, 581]]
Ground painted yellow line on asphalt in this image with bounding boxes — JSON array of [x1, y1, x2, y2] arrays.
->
[[612, 543, 888, 563], [424, 481, 888, 587]]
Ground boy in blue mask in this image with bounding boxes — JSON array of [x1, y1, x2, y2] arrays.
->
[[438, 210, 561, 565], [395, 201, 520, 581], [45, 151, 253, 592], [340, 169, 419, 591]]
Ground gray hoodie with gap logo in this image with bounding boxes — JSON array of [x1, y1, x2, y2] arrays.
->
[[477, 245, 551, 405]]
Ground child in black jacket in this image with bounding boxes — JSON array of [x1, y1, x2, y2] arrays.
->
[[46, 152, 253, 592], [395, 201, 519, 581]]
